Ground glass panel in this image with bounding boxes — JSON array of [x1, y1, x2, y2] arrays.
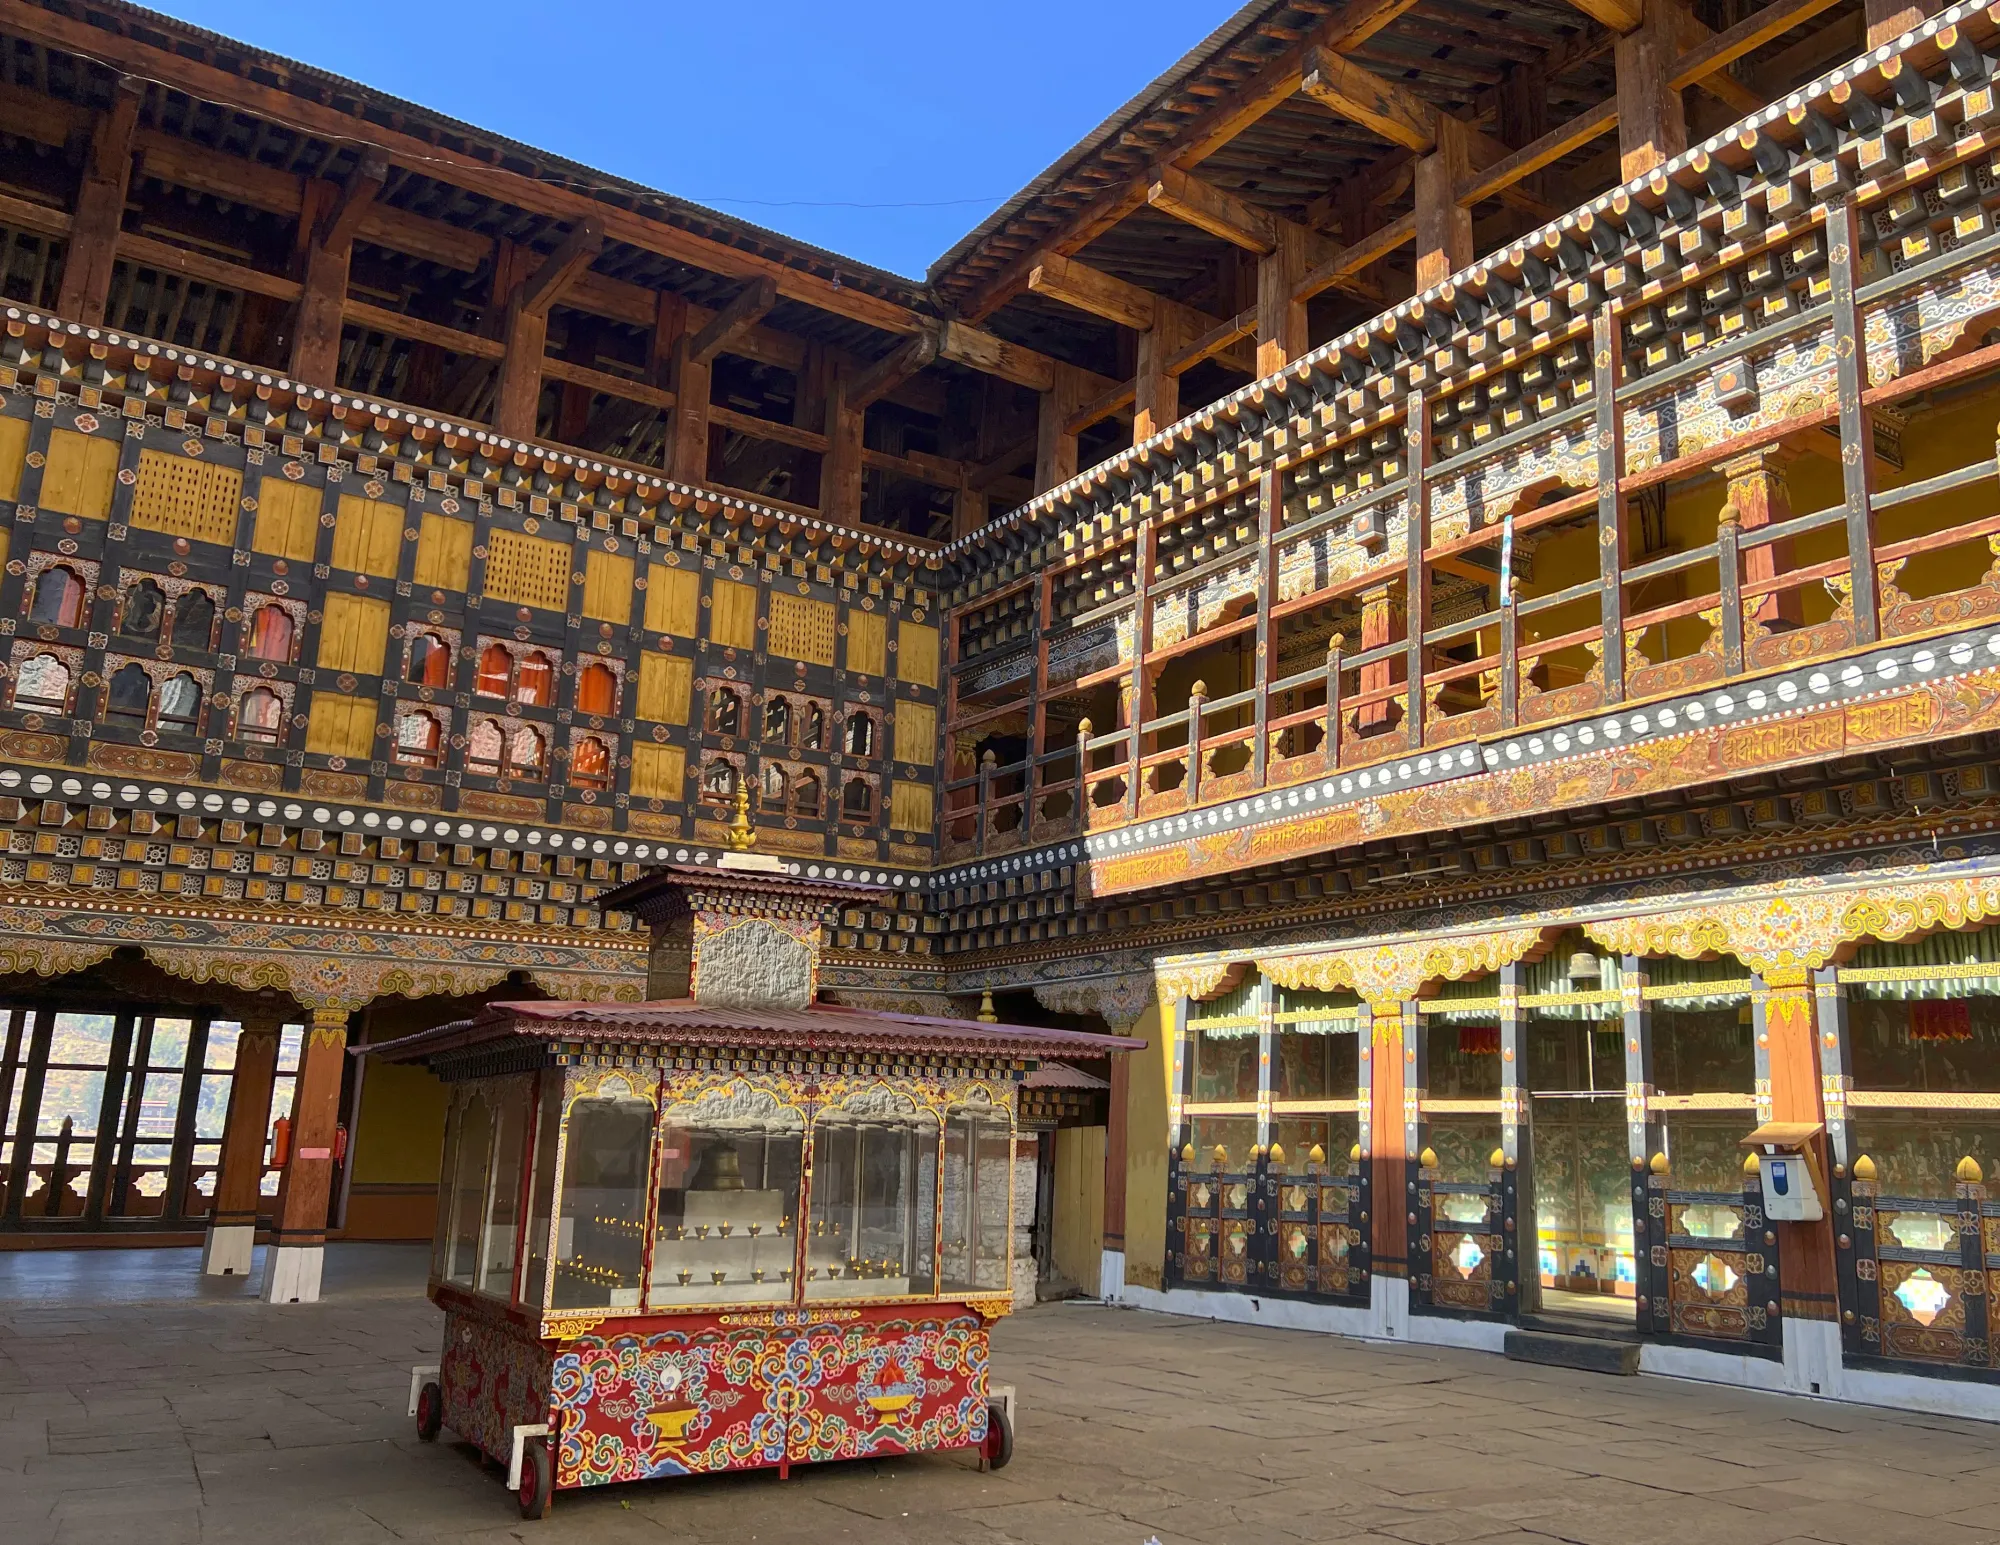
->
[[1274, 1027, 1358, 1100], [1428, 1027, 1503, 1098], [521, 1078, 561, 1308], [445, 1095, 492, 1287], [551, 1082, 655, 1310], [650, 1089, 803, 1308], [941, 1103, 1012, 1297], [1653, 1003, 1754, 1096], [1186, 1115, 1258, 1169], [147, 1018, 192, 1071], [204, 1021, 242, 1072], [805, 1095, 939, 1299], [1850, 1114, 2000, 1199], [1269, 1115, 1359, 1175], [1192, 1028, 1257, 1102], [1848, 997, 2000, 1092], [1660, 1113, 1750, 1191], [1524, 1015, 1624, 1093], [432, 1098, 463, 1279], [1532, 1095, 1637, 1298], [479, 1082, 532, 1299]]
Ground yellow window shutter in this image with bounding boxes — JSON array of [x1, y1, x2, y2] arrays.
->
[[890, 779, 934, 833], [252, 478, 321, 560], [629, 743, 686, 801], [39, 429, 120, 519], [847, 610, 887, 676], [709, 579, 757, 650], [316, 592, 391, 675], [767, 591, 836, 665], [332, 494, 404, 577], [643, 564, 699, 636], [0, 416, 31, 501], [412, 512, 473, 590], [898, 621, 940, 687], [304, 691, 378, 757], [893, 701, 936, 766], [129, 450, 243, 546], [483, 528, 573, 612], [583, 549, 635, 624], [636, 653, 693, 724]]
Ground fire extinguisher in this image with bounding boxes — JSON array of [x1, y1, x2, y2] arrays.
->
[[333, 1124, 349, 1163], [269, 1115, 291, 1168]]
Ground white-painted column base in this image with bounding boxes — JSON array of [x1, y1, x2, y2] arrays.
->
[[1373, 1274, 1410, 1341], [201, 1223, 255, 1277], [260, 1243, 324, 1304], [1098, 1249, 1126, 1302], [1782, 1316, 1844, 1400]]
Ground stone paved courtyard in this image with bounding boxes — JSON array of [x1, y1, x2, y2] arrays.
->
[[4, 1246, 2000, 1544]]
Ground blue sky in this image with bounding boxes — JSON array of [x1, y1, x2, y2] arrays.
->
[[146, 0, 1232, 279]]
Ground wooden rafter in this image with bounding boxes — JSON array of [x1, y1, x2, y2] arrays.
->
[[516, 217, 606, 319], [688, 275, 778, 365], [1028, 253, 1162, 333], [846, 327, 943, 411], [1299, 46, 1442, 153]]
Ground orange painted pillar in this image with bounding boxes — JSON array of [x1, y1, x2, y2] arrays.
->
[[1758, 969, 1840, 1331], [200, 1010, 283, 1277], [261, 1005, 349, 1304], [1365, 1000, 1408, 1283]]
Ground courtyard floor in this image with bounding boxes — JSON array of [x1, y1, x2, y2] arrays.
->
[[3, 1246, 1998, 1545]]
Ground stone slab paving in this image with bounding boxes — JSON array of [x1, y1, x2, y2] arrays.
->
[[3, 1246, 1999, 1544]]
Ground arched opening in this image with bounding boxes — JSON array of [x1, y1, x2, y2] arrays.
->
[[247, 605, 295, 664], [707, 688, 741, 736], [702, 761, 737, 802], [576, 662, 616, 716], [173, 589, 216, 650], [238, 686, 283, 743], [29, 566, 84, 629], [763, 696, 791, 742], [801, 703, 825, 750], [395, 709, 441, 767], [467, 718, 505, 776], [841, 776, 873, 820], [792, 771, 821, 817], [761, 762, 786, 804], [508, 725, 546, 779], [157, 672, 202, 730], [845, 714, 874, 757], [570, 734, 611, 790], [106, 662, 152, 722], [405, 631, 448, 686], [516, 651, 554, 707], [120, 580, 164, 640], [13, 654, 70, 712], [475, 644, 513, 699]]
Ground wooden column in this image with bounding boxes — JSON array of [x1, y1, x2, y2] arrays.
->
[[1104, 1051, 1130, 1257], [260, 1006, 349, 1304], [1722, 449, 1802, 629], [1365, 1000, 1408, 1281], [670, 336, 714, 483], [199, 1010, 283, 1277], [1756, 969, 1840, 1330], [288, 157, 386, 387], [1357, 584, 1403, 732], [1828, 199, 1880, 644], [1615, 0, 1689, 181], [1036, 362, 1090, 492], [821, 382, 865, 525], [493, 219, 605, 440], [1593, 309, 1627, 702], [1133, 320, 1182, 444], [56, 78, 143, 325], [1413, 118, 1473, 290], [1404, 389, 1431, 744], [1255, 224, 1311, 375], [1252, 468, 1277, 783]]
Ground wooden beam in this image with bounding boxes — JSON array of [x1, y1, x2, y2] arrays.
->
[[539, 357, 675, 413], [343, 300, 505, 359], [0, 190, 70, 239], [516, 217, 605, 320], [688, 275, 778, 366], [1300, 47, 1439, 153], [1147, 166, 1282, 253], [1294, 212, 1415, 303], [56, 77, 142, 324], [710, 402, 829, 454], [1566, 0, 1644, 30], [1616, 0, 1689, 180], [1668, 0, 1847, 90], [1454, 99, 1618, 208], [1028, 252, 1159, 332], [121, 231, 301, 301], [1167, 307, 1258, 376], [845, 327, 942, 412]]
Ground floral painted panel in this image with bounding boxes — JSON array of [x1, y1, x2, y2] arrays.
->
[[441, 1308, 554, 1465]]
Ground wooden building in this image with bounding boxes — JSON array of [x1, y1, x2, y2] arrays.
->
[[3, 0, 2000, 1414]]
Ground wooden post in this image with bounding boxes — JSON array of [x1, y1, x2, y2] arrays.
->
[[1324, 636, 1345, 770], [1413, 118, 1473, 290], [289, 157, 386, 387], [1365, 1000, 1408, 1284], [1133, 321, 1181, 444], [260, 1006, 349, 1304], [493, 218, 605, 440], [976, 749, 994, 851], [1620, 957, 1667, 1331], [1755, 970, 1842, 1333], [1073, 718, 1092, 834], [1185, 680, 1206, 807], [1593, 309, 1627, 701], [1615, 0, 1689, 181], [821, 379, 865, 526], [1828, 200, 1880, 644], [1129, 521, 1156, 821], [1253, 467, 1277, 783], [56, 78, 143, 324], [670, 333, 713, 483], [1035, 363, 1088, 492], [1404, 392, 1430, 745], [1255, 225, 1311, 375], [201, 1010, 284, 1277], [1104, 1042, 1130, 1261], [1357, 584, 1402, 733]]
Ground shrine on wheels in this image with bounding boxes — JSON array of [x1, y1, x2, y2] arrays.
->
[[370, 824, 1140, 1515], [18, 0, 2000, 1452]]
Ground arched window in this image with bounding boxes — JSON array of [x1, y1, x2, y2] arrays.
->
[[763, 696, 791, 743], [792, 771, 821, 817], [405, 631, 448, 686], [761, 762, 786, 804], [106, 662, 152, 721], [576, 662, 616, 716], [707, 688, 741, 736], [475, 644, 513, 699], [173, 589, 215, 650], [246, 605, 295, 664], [702, 761, 737, 801], [841, 776, 873, 819], [516, 651, 554, 707], [571, 734, 612, 791], [120, 580, 164, 640], [845, 714, 874, 757], [509, 725, 546, 779], [468, 718, 505, 776], [13, 654, 70, 712], [157, 672, 201, 730], [28, 566, 84, 628], [238, 686, 282, 743], [394, 710, 441, 767], [801, 703, 824, 750]]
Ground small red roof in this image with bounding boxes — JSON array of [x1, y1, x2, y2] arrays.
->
[[366, 998, 1145, 1065], [1025, 1061, 1111, 1091]]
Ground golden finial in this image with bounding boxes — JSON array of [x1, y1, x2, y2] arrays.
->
[[726, 777, 755, 851], [1419, 1146, 1439, 1170], [1488, 1147, 1506, 1170], [1078, 716, 1093, 735], [1328, 633, 1346, 654], [1349, 1143, 1363, 1164], [1180, 1141, 1195, 1162], [1268, 1142, 1287, 1165], [1649, 1151, 1670, 1175], [976, 990, 999, 1023], [1307, 1143, 1326, 1166], [1190, 680, 1207, 699], [1852, 1153, 1877, 1182], [1211, 1144, 1229, 1167], [1743, 1151, 1761, 1176], [1957, 1155, 1984, 1184]]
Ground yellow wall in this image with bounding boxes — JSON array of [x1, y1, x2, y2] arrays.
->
[[351, 1060, 448, 1186], [1122, 998, 1169, 1291], [1051, 1125, 1105, 1296]]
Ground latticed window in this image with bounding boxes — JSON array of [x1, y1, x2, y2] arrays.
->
[[394, 709, 441, 767], [570, 735, 611, 791], [13, 654, 70, 712], [28, 566, 84, 628], [246, 605, 295, 664], [238, 686, 282, 743]]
